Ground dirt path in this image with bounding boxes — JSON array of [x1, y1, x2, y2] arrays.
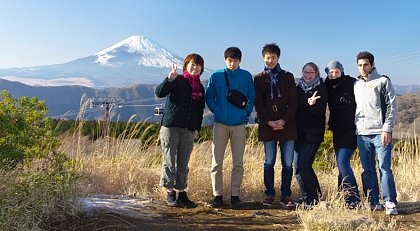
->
[[48, 195, 420, 230]]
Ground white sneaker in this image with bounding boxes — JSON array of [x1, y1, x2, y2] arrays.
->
[[385, 201, 398, 215]]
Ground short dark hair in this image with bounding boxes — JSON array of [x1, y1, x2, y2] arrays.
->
[[262, 43, 281, 57], [224, 47, 242, 60], [183, 53, 204, 75], [356, 51, 375, 65]]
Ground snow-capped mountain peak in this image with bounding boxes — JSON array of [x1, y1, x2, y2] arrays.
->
[[94, 35, 183, 68], [95, 35, 146, 55], [0, 35, 210, 88]]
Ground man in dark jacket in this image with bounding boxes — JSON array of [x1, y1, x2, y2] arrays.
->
[[254, 43, 298, 207]]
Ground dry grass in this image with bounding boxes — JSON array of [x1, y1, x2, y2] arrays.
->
[[59, 122, 420, 230], [0, 160, 80, 230], [297, 201, 397, 230]]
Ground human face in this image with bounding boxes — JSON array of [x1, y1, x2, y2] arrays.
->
[[328, 68, 342, 80], [357, 58, 374, 79], [263, 53, 279, 70], [302, 66, 317, 83], [225, 58, 241, 71], [186, 59, 202, 76]]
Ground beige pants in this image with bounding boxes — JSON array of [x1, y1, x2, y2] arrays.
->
[[211, 122, 246, 197]]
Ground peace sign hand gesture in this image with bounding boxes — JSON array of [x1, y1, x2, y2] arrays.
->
[[168, 63, 178, 82], [308, 91, 321, 106]]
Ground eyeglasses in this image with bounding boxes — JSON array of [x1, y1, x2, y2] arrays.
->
[[303, 71, 316, 75]]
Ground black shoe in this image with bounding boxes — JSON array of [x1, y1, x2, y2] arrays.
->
[[231, 196, 242, 208], [294, 197, 305, 205], [212, 195, 223, 208], [166, 191, 178, 207], [177, 191, 197, 208]]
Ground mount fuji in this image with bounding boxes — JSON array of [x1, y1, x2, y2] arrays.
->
[[0, 35, 210, 88]]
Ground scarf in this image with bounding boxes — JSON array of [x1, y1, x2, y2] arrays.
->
[[183, 70, 202, 99], [326, 76, 344, 90], [298, 75, 321, 93], [264, 63, 282, 99]]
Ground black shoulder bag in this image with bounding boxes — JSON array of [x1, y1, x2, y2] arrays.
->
[[224, 71, 248, 109]]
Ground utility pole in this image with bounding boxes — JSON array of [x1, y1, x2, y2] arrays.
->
[[89, 97, 124, 138]]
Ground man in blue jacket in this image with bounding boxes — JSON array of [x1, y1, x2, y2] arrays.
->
[[206, 47, 255, 208]]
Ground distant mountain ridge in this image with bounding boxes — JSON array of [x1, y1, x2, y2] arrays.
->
[[0, 35, 211, 88], [393, 84, 420, 95], [0, 78, 161, 122]]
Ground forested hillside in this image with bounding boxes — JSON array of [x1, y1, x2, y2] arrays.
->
[[395, 91, 420, 136]]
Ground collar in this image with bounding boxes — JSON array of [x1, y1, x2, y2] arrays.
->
[[358, 67, 380, 81], [225, 67, 240, 76]]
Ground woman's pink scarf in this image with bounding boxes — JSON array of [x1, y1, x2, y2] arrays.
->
[[183, 70, 202, 99]]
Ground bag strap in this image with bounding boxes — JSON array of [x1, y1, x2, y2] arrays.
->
[[224, 70, 231, 91]]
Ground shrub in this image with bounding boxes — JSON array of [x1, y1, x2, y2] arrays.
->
[[0, 90, 61, 167]]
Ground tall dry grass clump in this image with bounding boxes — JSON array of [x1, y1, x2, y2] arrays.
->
[[0, 157, 81, 230], [297, 127, 420, 230], [60, 122, 163, 198], [393, 123, 420, 202]]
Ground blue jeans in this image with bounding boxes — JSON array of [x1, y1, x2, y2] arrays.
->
[[357, 135, 397, 206], [335, 148, 360, 204], [295, 141, 321, 204], [294, 150, 307, 200], [263, 140, 294, 197]]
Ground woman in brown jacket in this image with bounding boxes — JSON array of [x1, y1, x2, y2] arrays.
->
[[254, 43, 298, 207]]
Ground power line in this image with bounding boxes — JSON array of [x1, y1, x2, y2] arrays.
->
[[376, 50, 420, 63], [89, 97, 124, 137], [50, 96, 166, 122]]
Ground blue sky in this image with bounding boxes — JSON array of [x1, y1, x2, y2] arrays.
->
[[1, 0, 419, 85]]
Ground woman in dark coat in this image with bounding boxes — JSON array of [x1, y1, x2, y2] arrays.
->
[[155, 53, 206, 208], [295, 62, 328, 208], [324, 60, 360, 207]]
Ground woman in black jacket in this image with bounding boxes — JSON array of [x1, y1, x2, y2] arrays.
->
[[155, 53, 206, 208], [324, 60, 360, 207], [295, 62, 328, 208]]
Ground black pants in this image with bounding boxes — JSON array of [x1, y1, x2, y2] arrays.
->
[[295, 141, 322, 204]]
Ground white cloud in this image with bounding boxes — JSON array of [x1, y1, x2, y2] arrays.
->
[[0, 76, 94, 87]]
